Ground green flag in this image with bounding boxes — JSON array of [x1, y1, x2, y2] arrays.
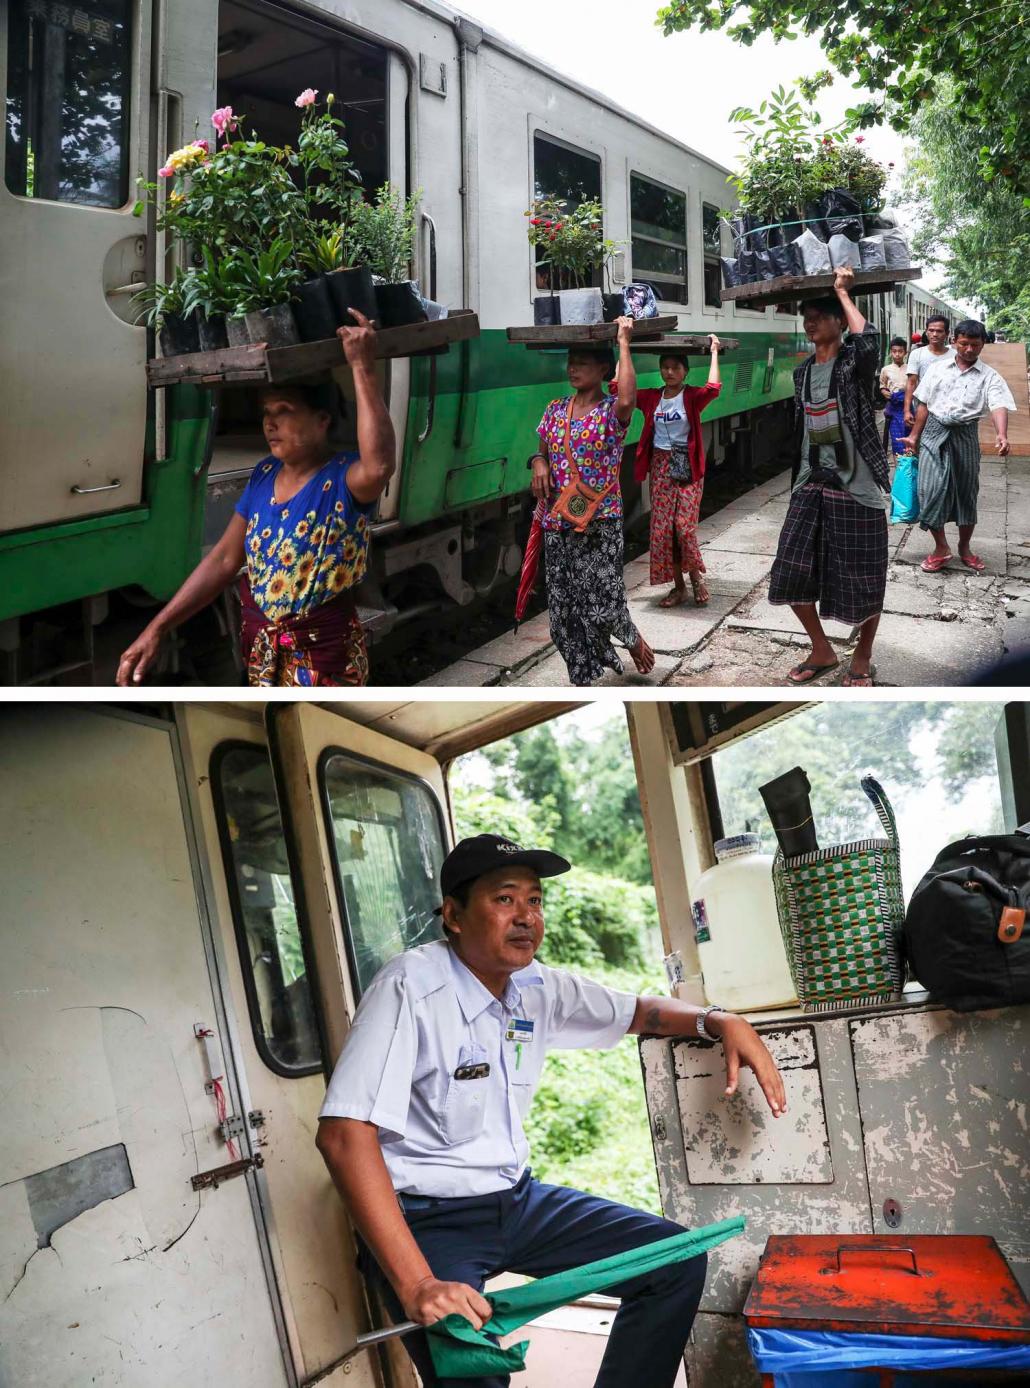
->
[[426, 1215, 745, 1378]]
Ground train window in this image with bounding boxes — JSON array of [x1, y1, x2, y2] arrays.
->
[[5, 0, 132, 207], [319, 753, 447, 998], [631, 173, 688, 304], [702, 203, 721, 308], [533, 134, 603, 287], [895, 286, 907, 308], [213, 744, 323, 1077]]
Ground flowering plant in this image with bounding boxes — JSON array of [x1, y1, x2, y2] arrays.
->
[[347, 183, 421, 282], [290, 90, 364, 245], [525, 197, 620, 289]]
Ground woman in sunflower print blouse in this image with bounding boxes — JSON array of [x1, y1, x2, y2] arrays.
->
[[117, 311, 395, 687]]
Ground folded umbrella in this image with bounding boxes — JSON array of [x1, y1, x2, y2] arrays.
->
[[427, 1215, 746, 1378], [513, 501, 545, 632]]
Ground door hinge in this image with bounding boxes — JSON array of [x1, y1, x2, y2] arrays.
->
[[220, 1113, 247, 1142], [191, 1152, 264, 1191]]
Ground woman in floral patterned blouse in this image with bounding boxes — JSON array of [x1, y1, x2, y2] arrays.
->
[[529, 317, 655, 686], [117, 312, 395, 687]]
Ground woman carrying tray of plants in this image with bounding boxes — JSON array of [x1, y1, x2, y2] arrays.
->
[[529, 317, 655, 686], [611, 338, 722, 608], [116, 313, 394, 688]]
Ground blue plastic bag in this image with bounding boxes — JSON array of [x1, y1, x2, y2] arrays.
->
[[748, 1326, 1030, 1387], [890, 452, 919, 524]]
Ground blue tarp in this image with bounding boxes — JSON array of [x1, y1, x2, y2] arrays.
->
[[749, 1326, 1030, 1386]]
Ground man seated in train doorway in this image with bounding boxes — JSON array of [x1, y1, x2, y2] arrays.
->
[[903, 312, 955, 429], [116, 312, 394, 688], [316, 834, 786, 1388], [900, 319, 1015, 574], [767, 265, 890, 689]]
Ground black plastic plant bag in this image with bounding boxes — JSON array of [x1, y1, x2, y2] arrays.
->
[[864, 211, 897, 233], [768, 239, 801, 277], [721, 257, 741, 288], [815, 188, 864, 241], [804, 201, 828, 241]]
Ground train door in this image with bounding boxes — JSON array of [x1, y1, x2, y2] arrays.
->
[[0, 705, 291, 1387], [205, 1, 411, 537], [0, 1, 213, 531], [175, 701, 387, 1388]]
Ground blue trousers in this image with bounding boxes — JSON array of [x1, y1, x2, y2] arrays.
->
[[361, 1172, 707, 1388]]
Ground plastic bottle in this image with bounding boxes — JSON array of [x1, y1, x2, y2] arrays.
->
[[691, 834, 797, 1012]]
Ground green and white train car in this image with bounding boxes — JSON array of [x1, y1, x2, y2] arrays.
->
[[0, 0, 959, 678]]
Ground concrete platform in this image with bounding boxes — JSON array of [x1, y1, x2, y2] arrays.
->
[[421, 457, 1029, 688]]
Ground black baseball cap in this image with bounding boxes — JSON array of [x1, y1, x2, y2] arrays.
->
[[435, 834, 571, 913]]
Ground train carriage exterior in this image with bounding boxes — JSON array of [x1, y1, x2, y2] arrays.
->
[[0, 0, 962, 679]]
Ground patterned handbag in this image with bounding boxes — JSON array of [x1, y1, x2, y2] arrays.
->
[[772, 776, 905, 1012]]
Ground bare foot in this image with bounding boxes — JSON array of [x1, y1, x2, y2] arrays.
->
[[690, 574, 709, 606], [630, 635, 655, 675], [659, 586, 687, 608]]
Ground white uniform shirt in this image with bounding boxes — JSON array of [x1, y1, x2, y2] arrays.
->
[[907, 345, 955, 382], [653, 391, 691, 451], [914, 357, 1016, 425], [319, 939, 637, 1197]]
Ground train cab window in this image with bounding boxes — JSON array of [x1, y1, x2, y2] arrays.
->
[[213, 744, 322, 1076], [320, 754, 446, 998], [631, 173, 688, 304], [533, 133, 603, 287], [5, 0, 133, 206], [702, 203, 722, 308]]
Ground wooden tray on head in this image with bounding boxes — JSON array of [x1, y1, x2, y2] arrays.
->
[[146, 309, 480, 388], [627, 335, 739, 355], [721, 267, 922, 310], [507, 316, 678, 350]]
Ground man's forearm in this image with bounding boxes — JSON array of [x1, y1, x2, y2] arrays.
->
[[992, 407, 1009, 441], [908, 401, 929, 443], [629, 994, 722, 1040], [317, 1120, 432, 1302], [835, 287, 866, 338]]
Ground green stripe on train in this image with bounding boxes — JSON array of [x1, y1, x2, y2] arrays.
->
[[0, 327, 803, 621], [397, 327, 804, 527]]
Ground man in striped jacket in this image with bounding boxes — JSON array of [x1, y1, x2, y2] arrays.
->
[[768, 266, 890, 689]]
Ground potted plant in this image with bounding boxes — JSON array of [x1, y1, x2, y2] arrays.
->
[[525, 197, 616, 324], [348, 183, 426, 328], [295, 229, 343, 342], [131, 269, 200, 356], [183, 247, 234, 351], [299, 224, 377, 334], [221, 239, 303, 347]]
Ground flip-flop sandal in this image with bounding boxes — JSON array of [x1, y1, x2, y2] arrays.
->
[[842, 663, 877, 688], [920, 554, 953, 573], [959, 553, 986, 572], [787, 660, 839, 685], [659, 589, 687, 608]]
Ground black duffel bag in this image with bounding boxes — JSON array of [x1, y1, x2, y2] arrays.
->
[[903, 824, 1030, 1010]]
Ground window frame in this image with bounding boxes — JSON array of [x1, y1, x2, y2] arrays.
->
[[4, 0, 138, 210], [530, 128, 605, 293], [210, 739, 324, 1080], [316, 746, 450, 1004], [629, 168, 689, 306], [701, 199, 723, 313]]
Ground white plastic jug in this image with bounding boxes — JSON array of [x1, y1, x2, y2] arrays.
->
[[691, 834, 797, 1011]]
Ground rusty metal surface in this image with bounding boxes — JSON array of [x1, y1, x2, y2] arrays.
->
[[743, 1234, 1030, 1342], [675, 1027, 832, 1185], [849, 1008, 1030, 1296]]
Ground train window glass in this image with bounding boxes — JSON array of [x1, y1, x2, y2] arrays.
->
[[710, 702, 1005, 903], [631, 173, 687, 304], [5, 0, 133, 207], [320, 755, 446, 998], [895, 286, 907, 308], [702, 203, 721, 308], [213, 744, 322, 1076], [533, 134, 603, 289]]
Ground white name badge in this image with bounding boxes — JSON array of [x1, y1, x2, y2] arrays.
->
[[505, 1018, 535, 1045]]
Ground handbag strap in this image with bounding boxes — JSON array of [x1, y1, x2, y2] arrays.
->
[[561, 396, 616, 503], [860, 775, 899, 850]]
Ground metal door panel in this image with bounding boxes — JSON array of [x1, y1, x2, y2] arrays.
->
[[850, 1006, 1030, 1295], [0, 705, 289, 1387], [177, 702, 381, 1388]]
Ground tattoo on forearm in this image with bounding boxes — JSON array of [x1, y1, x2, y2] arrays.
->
[[644, 1005, 661, 1032]]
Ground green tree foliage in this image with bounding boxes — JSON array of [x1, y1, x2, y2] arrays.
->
[[900, 86, 1030, 342], [656, 0, 1030, 196]]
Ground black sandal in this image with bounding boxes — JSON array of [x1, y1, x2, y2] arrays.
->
[[787, 659, 839, 685]]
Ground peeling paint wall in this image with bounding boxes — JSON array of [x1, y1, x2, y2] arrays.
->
[[644, 1002, 1030, 1387]]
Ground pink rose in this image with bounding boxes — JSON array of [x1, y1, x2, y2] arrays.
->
[[294, 88, 318, 108], [211, 106, 237, 136], [855, 135, 866, 144], [192, 139, 210, 153], [158, 164, 174, 178]]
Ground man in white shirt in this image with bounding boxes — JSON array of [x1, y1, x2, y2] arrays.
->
[[316, 833, 785, 1388], [903, 314, 955, 427], [900, 319, 1015, 573]]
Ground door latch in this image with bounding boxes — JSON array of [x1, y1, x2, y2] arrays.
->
[[191, 1152, 264, 1191]]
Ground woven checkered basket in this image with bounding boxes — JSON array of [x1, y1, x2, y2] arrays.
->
[[772, 776, 905, 1012]]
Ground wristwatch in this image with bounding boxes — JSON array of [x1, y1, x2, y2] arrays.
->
[[696, 1004, 727, 1041]]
